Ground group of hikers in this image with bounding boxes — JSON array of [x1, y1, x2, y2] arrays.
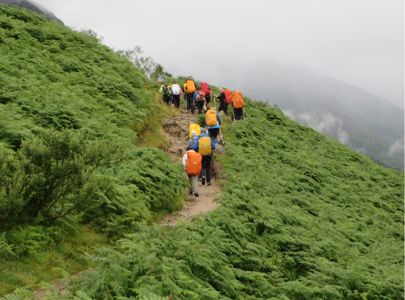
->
[[160, 78, 246, 197], [160, 78, 245, 120]]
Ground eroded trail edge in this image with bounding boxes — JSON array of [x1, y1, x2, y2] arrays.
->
[[160, 111, 221, 225]]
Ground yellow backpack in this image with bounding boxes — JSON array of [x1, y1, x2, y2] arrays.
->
[[189, 123, 201, 138], [198, 136, 212, 156], [186, 80, 196, 93], [205, 109, 217, 127]]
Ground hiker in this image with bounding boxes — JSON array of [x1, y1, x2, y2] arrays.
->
[[217, 88, 228, 115], [182, 146, 202, 197], [196, 128, 216, 186], [184, 78, 197, 113], [160, 83, 172, 105], [170, 83, 181, 108], [205, 106, 222, 141], [194, 90, 206, 114], [232, 90, 245, 120], [201, 82, 212, 104]]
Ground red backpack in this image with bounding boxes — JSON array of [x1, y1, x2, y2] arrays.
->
[[224, 89, 232, 104], [201, 82, 210, 95]]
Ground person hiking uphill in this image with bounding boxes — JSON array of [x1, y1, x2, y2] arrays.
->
[[185, 78, 197, 113], [217, 87, 232, 115], [196, 128, 216, 186], [200, 82, 212, 105], [194, 90, 206, 114], [182, 146, 202, 197], [170, 83, 182, 108], [159, 83, 172, 105], [205, 106, 222, 141], [232, 90, 245, 121]]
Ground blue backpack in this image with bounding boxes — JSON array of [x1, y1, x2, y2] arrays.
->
[[188, 136, 199, 151]]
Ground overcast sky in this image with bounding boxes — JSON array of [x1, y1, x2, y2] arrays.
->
[[35, 0, 404, 108]]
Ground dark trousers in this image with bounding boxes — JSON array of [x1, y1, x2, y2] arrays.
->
[[186, 93, 194, 113], [234, 108, 244, 120], [196, 101, 204, 114], [202, 155, 212, 183], [218, 101, 228, 115], [172, 94, 180, 108], [163, 94, 171, 105], [205, 94, 211, 104], [208, 128, 219, 140]]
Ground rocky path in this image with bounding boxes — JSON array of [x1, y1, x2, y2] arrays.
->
[[159, 110, 221, 225], [33, 111, 222, 298]]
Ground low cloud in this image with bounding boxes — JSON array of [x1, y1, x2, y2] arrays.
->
[[285, 110, 350, 144], [388, 139, 404, 156]]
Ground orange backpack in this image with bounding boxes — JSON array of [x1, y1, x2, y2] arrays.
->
[[186, 151, 202, 175], [205, 109, 217, 126], [186, 80, 196, 94], [232, 91, 245, 109]]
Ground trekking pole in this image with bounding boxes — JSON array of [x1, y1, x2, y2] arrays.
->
[[219, 128, 225, 145]]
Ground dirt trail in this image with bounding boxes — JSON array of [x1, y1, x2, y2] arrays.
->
[[160, 110, 221, 225], [33, 111, 221, 298]]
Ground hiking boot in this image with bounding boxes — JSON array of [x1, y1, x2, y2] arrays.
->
[[194, 193, 199, 197], [189, 190, 193, 195], [202, 177, 206, 185], [207, 181, 212, 186]]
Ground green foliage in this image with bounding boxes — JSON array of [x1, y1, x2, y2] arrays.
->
[[73, 102, 403, 299], [81, 148, 187, 237], [0, 2, 186, 260]]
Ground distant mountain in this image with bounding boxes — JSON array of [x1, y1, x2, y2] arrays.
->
[[0, 0, 60, 21], [235, 61, 404, 170]]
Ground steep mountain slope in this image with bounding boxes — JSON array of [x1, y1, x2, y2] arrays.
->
[[69, 102, 403, 299], [0, 4, 403, 300], [0, 0, 59, 21], [0, 3, 186, 293], [227, 61, 404, 170]]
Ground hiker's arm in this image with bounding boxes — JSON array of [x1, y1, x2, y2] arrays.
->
[[182, 154, 187, 168]]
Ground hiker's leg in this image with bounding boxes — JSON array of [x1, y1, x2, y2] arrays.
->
[[186, 93, 192, 111], [224, 103, 228, 115], [202, 156, 208, 178], [192, 175, 198, 194], [235, 108, 243, 120], [213, 128, 219, 139], [173, 95, 178, 108], [198, 101, 204, 114], [205, 94, 211, 105], [187, 174, 193, 194], [208, 129, 214, 139]]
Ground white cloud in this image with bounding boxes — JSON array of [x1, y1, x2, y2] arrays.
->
[[388, 139, 404, 156], [285, 110, 350, 144]]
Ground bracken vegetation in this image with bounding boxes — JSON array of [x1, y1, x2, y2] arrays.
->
[[69, 102, 403, 299], [0, 4, 403, 300], [0, 4, 185, 293]]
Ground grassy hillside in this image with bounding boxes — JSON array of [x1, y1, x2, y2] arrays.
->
[[68, 101, 403, 299], [0, 4, 185, 293], [0, 4, 403, 300]]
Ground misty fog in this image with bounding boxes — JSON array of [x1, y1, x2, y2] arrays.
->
[[30, 0, 404, 168]]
